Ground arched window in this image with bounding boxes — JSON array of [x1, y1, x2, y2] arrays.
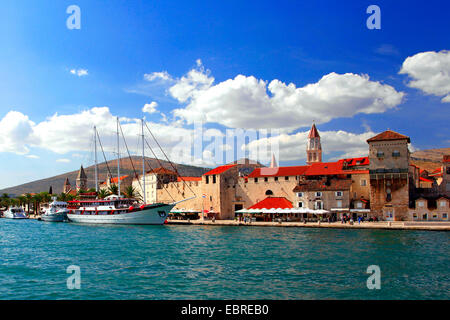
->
[[265, 190, 273, 196]]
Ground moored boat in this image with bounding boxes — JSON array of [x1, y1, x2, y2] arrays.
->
[[64, 119, 188, 225], [67, 195, 174, 225], [41, 199, 69, 222], [3, 207, 28, 219]]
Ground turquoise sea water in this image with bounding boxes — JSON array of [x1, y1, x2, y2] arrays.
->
[[0, 219, 448, 300]]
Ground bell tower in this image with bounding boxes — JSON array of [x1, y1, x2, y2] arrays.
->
[[306, 123, 322, 165], [76, 165, 88, 191]]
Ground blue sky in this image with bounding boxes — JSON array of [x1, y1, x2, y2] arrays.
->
[[0, 0, 449, 189]]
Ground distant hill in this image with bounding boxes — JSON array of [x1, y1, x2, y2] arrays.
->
[[411, 148, 450, 172], [0, 156, 210, 196]]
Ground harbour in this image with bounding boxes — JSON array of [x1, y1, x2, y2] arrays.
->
[[0, 218, 448, 300]]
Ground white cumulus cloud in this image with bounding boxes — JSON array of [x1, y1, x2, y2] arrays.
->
[[399, 50, 450, 103], [245, 129, 377, 163], [164, 61, 404, 131], [0, 111, 38, 154], [70, 68, 89, 77], [142, 101, 158, 114], [144, 71, 172, 82]]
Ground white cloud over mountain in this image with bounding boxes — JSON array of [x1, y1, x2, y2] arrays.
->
[[0, 106, 380, 167], [162, 62, 405, 131], [400, 50, 450, 103]]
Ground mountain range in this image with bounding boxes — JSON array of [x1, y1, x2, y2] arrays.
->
[[0, 156, 210, 196]]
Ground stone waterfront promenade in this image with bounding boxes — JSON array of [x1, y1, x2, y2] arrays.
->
[[167, 219, 450, 231]]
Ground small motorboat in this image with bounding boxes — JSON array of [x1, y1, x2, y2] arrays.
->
[[3, 207, 28, 219], [41, 199, 69, 222]]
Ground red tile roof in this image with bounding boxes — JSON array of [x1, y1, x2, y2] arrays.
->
[[308, 123, 320, 138], [429, 168, 443, 177], [101, 175, 129, 185], [305, 162, 344, 176], [248, 197, 293, 209], [340, 157, 369, 167], [367, 130, 411, 143], [248, 166, 309, 178], [177, 176, 202, 182], [305, 161, 369, 176], [203, 164, 236, 176]]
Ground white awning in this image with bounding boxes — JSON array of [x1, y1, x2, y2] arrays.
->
[[350, 209, 371, 213]]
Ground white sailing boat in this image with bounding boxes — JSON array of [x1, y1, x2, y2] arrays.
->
[[67, 118, 189, 225]]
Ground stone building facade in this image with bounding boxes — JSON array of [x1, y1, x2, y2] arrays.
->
[[367, 130, 411, 221], [157, 177, 202, 213], [409, 196, 449, 221], [132, 168, 178, 203], [293, 178, 352, 219]]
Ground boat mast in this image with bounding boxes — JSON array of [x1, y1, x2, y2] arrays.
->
[[117, 117, 121, 197], [94, 126, 98, 192], [142, 118, 146, 204]]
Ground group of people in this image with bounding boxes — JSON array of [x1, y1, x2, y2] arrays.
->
[[340, 214, 379, 224]]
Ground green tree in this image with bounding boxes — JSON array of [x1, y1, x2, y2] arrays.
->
[[123, 186, 141, 200], [97, 189, 110, 199], [40, 192, 52, 205], [57, 193, 68, 202], [25, 193, 33, 214], [108, 184, 119, 196], [1, 193, 10, 208], [17, 196, 27, 209], [32, 193, 43, 215]]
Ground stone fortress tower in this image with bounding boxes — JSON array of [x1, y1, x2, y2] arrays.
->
[[76, 165, 88, 191], [367, 130, 411, 221], [306, 123, 322, 165]]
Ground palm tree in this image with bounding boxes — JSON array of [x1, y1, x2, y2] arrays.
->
[[108, 184, 119, 196], [66, 193, 76, 201], [25, 193, 33, 214], [32, 193, 43, 215], [40, 192, 52, 205], [1, 193, 10, 208], [17, 196, 27, 210], [9, 198, 19, 208], [97, 189, 110, 199], [77, 188, 88, 195], [56, 192, 67, 201], [123, 186, 141, 200]]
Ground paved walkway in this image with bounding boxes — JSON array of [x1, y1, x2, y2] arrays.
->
[[167, 219, 450, 231]]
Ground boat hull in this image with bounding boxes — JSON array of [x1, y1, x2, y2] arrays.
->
[[3, 213, 28, 219], [41, 213, 67, 222], [67, 204, 175, 225]]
